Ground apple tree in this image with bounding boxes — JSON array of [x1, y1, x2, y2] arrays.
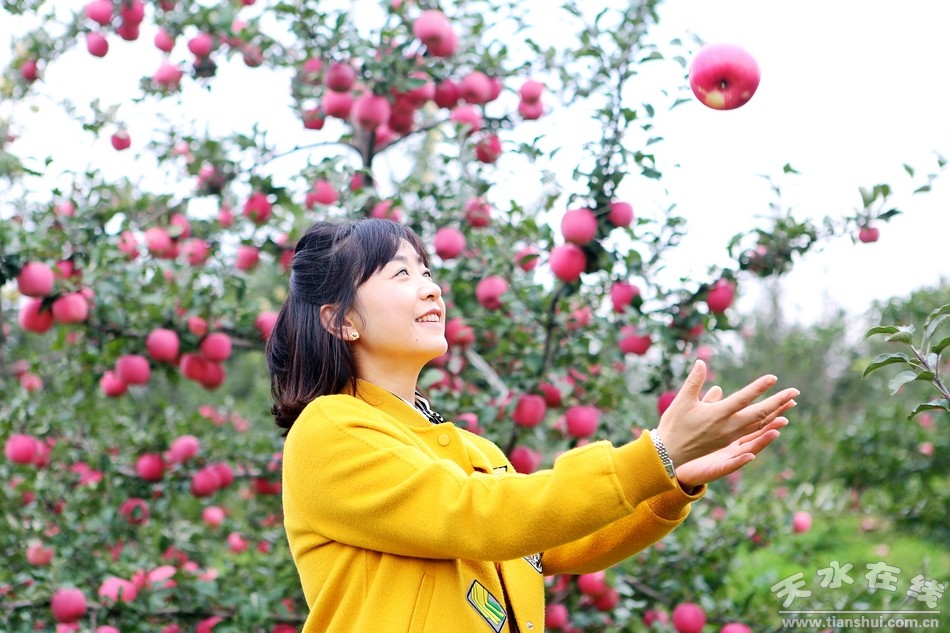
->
[[0, 1, 939, 632]]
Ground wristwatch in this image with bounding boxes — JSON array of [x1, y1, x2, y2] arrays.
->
[[649, 429, 677, 478]]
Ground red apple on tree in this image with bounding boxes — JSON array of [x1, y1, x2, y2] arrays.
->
[[116, 354, 151, 385], [86, 32, 109, 57], [608, 201, 634, 227], [792, 510, 813, 533], [100, 371, 128, 397], [565, 405, 600, 438], [26, 541, 54, 566], [689, 43, 761, 110], [5, 433, 38, 465], [858, 225, 880, 243], [545, 603, 569, 630], [352, 93, 391, 131], [512, 394, 547, 428], [672, 602, 706, 633], [434, 227, 466, 260], [549, 244, 587, 282], [476, 275, 508, 310], [577, 571, 608, 597], [135, 453, 165, 481], [721, 622, 753, 633], [18, 299, 54, 333], [508, 445, 541, 474], [619, 326, 652, 355], [51, 587, 88, 624], [200, 333, 233, 362], [17, 262, 55, 297], [146, 328, 180, 363], [610, 280, 641, 313], [705, 279, 736, 314], [561, 208, 598, 245]]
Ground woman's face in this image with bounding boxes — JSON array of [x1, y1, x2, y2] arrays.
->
[[348, 239, 447, 374]]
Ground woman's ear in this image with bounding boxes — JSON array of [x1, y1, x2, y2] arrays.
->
[[319, 304, 360, 341]]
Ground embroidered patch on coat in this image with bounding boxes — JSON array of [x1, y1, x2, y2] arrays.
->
[[523, 553, 543, 574], [467, 580, 507, 632]]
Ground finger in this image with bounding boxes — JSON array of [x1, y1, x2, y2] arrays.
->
[[730, 389, 798, 432], [716, 374, 784, 415], [736, 417, 788, 445], [673, 360, 708, 403], [709, 452, 756, 482], [737, 428, 782, 456], [702, 385, 723, 403]]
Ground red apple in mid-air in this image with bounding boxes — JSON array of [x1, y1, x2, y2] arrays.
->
[[721, 622, 753, 633], [689, 43, 760, 110]]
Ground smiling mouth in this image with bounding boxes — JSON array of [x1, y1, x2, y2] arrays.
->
[[415, 314, 441, 323]]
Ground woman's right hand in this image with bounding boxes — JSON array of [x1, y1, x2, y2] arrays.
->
[[653, 360, 799, 467]]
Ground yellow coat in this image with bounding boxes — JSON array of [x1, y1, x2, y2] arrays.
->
[[282, 381, 704, 633]]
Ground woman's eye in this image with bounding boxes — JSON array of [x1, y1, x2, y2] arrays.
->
[[395, 268, 409, 276], [423, 270, 432, 278]]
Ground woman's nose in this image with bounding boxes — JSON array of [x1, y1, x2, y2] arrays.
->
[[420, 278, 442, 300]]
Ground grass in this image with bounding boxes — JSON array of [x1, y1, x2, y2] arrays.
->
[[722, 512, 950, 631]]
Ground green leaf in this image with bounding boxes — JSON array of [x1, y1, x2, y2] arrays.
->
[[865, 325, 900, 338], [859, 186, 875, 207], [909, 399, 950, 420], [885, 325, 915, 344], [888, 370, 919, 395], [933, 336, 950, 356], [923, 303, 950, 340], [914, 185, 932, 194], [903, 163, 915, 177], [863, 352, 911, 377], [782, 163, 799, 174]]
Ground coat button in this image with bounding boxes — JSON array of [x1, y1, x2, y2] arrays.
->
[[526, 623, 533, 629], [437, 433, 450, 446]]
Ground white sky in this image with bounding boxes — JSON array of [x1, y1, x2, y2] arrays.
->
[[2, 1, 949, 326]]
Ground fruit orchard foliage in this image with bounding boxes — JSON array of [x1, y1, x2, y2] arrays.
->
[[0, 1, 944, 632]]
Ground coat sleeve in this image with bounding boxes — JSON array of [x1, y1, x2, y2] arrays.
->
[[539, 485, 705, 575], [282, 396, 688, 563]]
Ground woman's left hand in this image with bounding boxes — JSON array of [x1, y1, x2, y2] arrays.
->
[[673, 385, 790, 489]]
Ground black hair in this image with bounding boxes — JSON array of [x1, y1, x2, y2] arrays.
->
[[265, 218, 430, 432]]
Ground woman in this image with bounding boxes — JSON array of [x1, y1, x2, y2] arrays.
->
[[266, 218, 798, 633]]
